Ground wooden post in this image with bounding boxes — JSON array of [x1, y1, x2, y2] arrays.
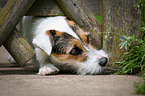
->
[[102, 0, 141, 64], [56, 0, 102, 49], [0, 0, 35, 46], [3, 28, 35, 66]]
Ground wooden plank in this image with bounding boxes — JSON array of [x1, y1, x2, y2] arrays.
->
[[102, 0, 141, 64], [26, 0, 65, 16], [0, 0, 101, 16], [56, 0, 102, 49], [0, 0, 35, 46], [26, 0, 101, 16], [0, 0, 8, 11], [84, 0, 101, 15], [3, 28, 35, 66]]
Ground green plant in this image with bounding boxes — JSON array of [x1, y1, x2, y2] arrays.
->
[[114, 26, 145, 95], [115, 0, 145, 75], [116, 27, 145, 75]]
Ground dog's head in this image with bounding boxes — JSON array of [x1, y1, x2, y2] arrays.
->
[[33, 17, 108, 75]]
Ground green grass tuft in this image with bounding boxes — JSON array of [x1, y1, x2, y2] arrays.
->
[[116, 44, 145, 75]]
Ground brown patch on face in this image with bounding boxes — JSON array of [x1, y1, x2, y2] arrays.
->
[[45, 29, 89, 64], [52, 41, 88, 63], [52, 37, 87, 63], [52, 53, 84, 62], [78, 32, 91, 45], [46, 30, 87, 59]]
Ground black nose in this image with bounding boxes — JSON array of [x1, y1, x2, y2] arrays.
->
[[99, 57, 108, 67]]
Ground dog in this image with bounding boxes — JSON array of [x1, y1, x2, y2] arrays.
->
[[8, 16, 108, 75]]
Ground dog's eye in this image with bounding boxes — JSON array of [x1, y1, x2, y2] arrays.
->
[[69, 46, 82, 55]]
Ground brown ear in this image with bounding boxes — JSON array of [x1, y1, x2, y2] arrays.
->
[[46, 30, 63, 36]]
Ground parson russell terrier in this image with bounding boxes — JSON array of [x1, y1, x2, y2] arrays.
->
[[8, 16, 109, 75]]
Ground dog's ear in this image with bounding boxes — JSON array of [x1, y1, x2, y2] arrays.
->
[[32, 30, 62, 55], [32, 32, 52, 55]]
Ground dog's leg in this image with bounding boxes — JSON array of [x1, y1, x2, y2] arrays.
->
[[35, 48, 59, 75]]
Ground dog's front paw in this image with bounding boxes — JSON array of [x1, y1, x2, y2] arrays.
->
[[38, 65, 59, 75]]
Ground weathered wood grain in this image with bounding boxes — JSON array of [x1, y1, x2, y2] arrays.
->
[[4, 28, 35, 66], [56, 0, 102, 49], [0, 0, 35, 46], [102, 0, 141, 64], [26, 0, 65, 16], [0, 0, 7, 11], [0, 0, 101, 16]]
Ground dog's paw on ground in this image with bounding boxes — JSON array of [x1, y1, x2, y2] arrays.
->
[[38, 65, 59, 75]]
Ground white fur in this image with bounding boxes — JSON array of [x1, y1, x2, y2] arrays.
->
[[33, 33, 52, 55], [38, 64, 59, 75], [30, 16, 80, 40], [8, 16, 109, 75], [77, 49, 108, 75], [29, 16, 81, 75]]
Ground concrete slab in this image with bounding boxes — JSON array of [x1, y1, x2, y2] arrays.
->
[[0, 46, 143, 96], [0, 75, 142, 96]]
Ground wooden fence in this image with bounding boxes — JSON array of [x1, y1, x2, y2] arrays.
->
[[0, 0, 101, 66], [102, 0, 141, 63], [0, 0, 141, 65]]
